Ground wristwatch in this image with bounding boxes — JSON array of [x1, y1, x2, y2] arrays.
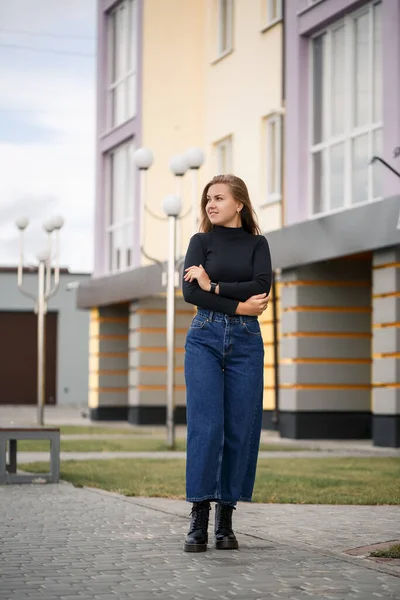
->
[[210, 282, 218, 294]]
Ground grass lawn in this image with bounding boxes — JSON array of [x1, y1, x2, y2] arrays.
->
[[19, 457, 400, 505], [16, 438, 312, 453], [370, 543, 400, 559]]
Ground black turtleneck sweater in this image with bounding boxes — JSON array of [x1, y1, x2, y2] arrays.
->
[[182, 226, 272, 317]]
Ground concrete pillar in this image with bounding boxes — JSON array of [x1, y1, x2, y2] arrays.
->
[[372, 247, 400, 447], [128, 294, 194, 425], [88, 304, 129, 420], [279, 257, 372, 439]]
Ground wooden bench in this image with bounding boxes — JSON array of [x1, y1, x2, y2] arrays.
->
[[0, 427, 60, 484]]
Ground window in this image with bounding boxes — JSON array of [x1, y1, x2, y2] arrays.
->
[[106, 140, 136, 273], [215, 136, 233, 173], [264, 113, 283, 204], [107, 0, 138, 129], [310, 1, 382, 216], [217, 0, 233, 57], [265, 0, 282, 27]]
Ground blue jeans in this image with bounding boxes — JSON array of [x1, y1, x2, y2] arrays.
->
[[184, 309, 264, 505]]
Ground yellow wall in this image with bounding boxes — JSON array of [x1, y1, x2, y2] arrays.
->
[[204, 0, 283, 234], [141, 0, 207, 263], [260, 282, 281, 410], [141, 0, 283, 263]]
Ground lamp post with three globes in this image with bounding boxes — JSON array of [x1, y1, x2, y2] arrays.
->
[[15, 215, 65, 426], [132, 147, 204, 448]]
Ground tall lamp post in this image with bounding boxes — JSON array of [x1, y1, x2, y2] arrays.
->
[[15, 215, 64, 426], [132, 147, 154, 256], [132, 147, 204, 449], [162, 194, 182, 449], [169, 155, 188, 260], [185, 147, 205, 236]]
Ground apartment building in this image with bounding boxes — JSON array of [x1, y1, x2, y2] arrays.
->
[[266, 0, 400, 447], [77, 0, 284, 427]]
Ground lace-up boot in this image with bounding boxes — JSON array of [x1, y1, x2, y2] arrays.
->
[[214, 503, 239, 550], [183, 501, 211, 552]]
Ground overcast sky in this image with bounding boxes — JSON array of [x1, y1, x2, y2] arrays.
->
[[0, 0, 96, 273]]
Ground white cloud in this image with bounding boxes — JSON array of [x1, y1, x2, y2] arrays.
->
[[0, 0, 96, 273]]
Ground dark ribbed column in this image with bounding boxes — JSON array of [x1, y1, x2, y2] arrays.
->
[[372, 247, 400, 447]]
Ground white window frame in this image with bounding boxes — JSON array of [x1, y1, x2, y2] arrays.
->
[[263, 112, 283, 206], [215, 136, 233, 173], [106, 0, 138, 130], [217, 0, 233, 58], [265, 0, 282, 28], [308, 0, 383, 218], [105, 139, 136, 274]]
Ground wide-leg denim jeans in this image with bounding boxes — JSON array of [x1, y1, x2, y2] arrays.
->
[[184, 309, 264, 505]]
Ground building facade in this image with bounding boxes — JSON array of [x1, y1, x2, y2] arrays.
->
[[79, 0, 399, 447], [266, 0, 400, 447], [78, 0, 284, 427], [0, 268, 90, 407]]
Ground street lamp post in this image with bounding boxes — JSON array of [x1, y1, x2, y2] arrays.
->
[[185, 147, 205, 236], [169, 155, 188, 261], [133, 147, 203, 449], [132, 147, 154, 259], [161, 194, 182, 450], [15, 216, 64, 426]]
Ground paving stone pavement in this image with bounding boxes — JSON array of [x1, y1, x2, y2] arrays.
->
[[1, 482, 400, 600]]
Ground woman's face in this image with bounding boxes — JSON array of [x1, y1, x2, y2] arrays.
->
[[205, 183, 243, 228]]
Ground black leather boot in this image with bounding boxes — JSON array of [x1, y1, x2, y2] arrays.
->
[[215, 503, 239, 550], [183, 501, 211, 552]]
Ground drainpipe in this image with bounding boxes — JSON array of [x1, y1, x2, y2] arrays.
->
[[272, 1, 285, 429]]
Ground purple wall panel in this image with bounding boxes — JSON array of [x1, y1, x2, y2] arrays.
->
[[283, 1, 297, 226], [284, 1, 310, 225], [298, 0, 369, 35], [94, 0, 143, 276], [382, 0, 400, 198]]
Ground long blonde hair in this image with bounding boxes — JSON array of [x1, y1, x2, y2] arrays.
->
[[199, 174, 261, 235]]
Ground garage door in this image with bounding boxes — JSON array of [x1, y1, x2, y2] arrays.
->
[[0, 311, 58, 405]]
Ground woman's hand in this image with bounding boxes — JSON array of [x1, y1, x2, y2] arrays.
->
[[236, 293, 270, 316], [184, 264, 211, 292]]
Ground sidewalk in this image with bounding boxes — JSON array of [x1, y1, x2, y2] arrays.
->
[[1, 481, 399, 600], [17, 447, 400, 463]]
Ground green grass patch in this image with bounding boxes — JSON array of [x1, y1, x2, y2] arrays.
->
[[251, 458, 400, 504], [16, 438, 312, 453], [370, 543, 400, 559], [19, 457, 400, 505]]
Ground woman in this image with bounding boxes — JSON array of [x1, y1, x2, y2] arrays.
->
[[182, 174, 272, 553]]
